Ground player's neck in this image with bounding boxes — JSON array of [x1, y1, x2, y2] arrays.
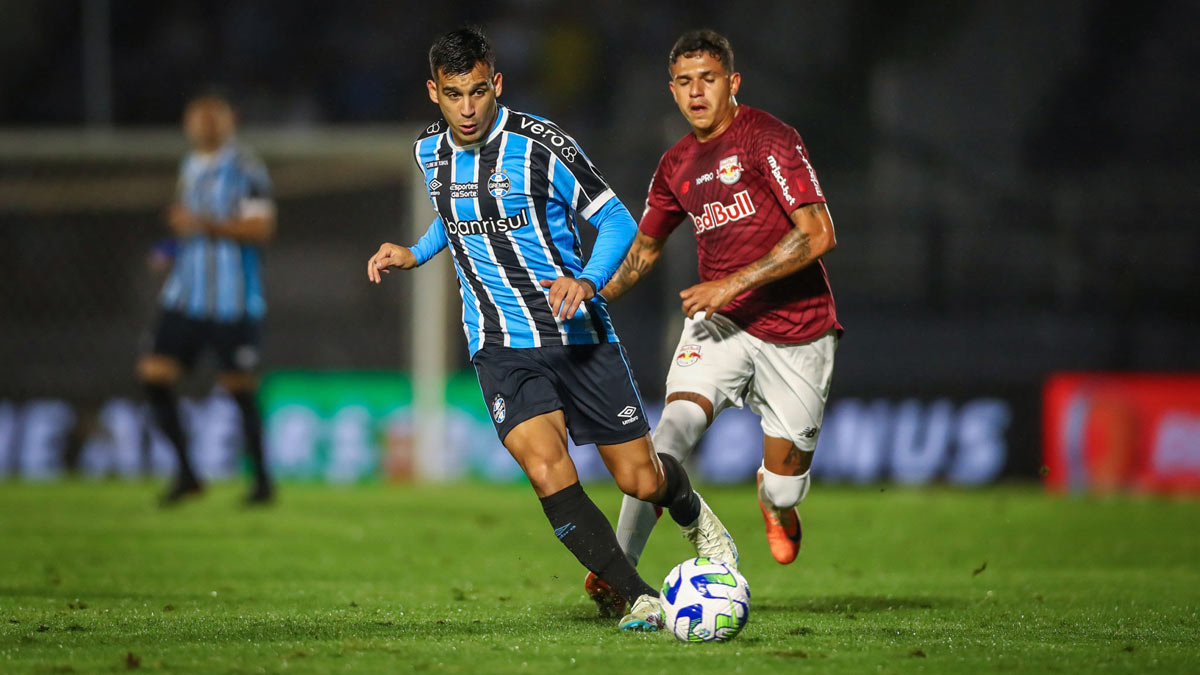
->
[[692, 105, 739, 143]]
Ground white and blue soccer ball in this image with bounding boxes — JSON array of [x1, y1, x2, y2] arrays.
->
[[660, 557, 750, 642]]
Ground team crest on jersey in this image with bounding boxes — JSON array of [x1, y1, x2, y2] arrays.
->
[[487, 170, 511, 197], [718, 155, 743, 185], [492, 394, 506, 424], [676, 344, 703, 367]]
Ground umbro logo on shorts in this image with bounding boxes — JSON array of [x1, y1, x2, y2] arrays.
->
[[618, 405, 641, 425]]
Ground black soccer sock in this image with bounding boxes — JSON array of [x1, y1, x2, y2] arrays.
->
[[145, 383, 197, 484], [232, 391, 271, 488], [654, 453, 701, 526], [539, 482, 658, 604]]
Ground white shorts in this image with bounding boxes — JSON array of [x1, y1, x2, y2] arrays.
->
[[665, 314, 837, 451]]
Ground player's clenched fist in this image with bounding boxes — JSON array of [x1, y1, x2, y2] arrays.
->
[[540, 277, 595, 320], [367, 243, 418, 283]]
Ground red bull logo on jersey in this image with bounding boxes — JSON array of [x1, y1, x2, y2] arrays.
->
[[718, 155, 743, 185], [676, 344, 703, 367], [689, 190, 757, 235]]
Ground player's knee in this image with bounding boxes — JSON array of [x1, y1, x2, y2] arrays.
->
[[761, 466, 811, 509], [218, 371, 258, 393], [137, 355, 180, 385], [522, 454, 573, 493], [613, 463, 662, 502]]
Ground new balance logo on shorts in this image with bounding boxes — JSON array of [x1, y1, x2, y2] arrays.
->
[[800, 426, 819, 439], [618, 405, 641, 426]]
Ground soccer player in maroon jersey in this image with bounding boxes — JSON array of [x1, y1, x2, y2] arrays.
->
[[584, 28, 841, 615]]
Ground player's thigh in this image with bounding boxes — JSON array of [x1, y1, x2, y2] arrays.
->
[[747, 330, 838, 453], [665, 314, 755, 414], [540, 343, 651, 447], [502, 410, 578, 497], [138, 310, 201, 383]]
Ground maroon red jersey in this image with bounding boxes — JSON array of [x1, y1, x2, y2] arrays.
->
[[640, 105, 840, 344]]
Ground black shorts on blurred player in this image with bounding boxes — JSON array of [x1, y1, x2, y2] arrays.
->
[[472, 343, 651, 445], [147, 310, 261, 372]]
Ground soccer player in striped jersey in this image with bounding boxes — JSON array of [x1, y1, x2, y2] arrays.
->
[[366, 27, 738, 631], [138, 94, 276, 506], [586, 29, 842, 609]]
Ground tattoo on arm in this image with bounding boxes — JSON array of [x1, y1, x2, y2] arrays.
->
[[735, 228, 811, 290], [730, 203, 827, 292], [601, 234, 662, 300]]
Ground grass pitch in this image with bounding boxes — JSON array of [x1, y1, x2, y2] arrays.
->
[[1, 481, 1197, 673]]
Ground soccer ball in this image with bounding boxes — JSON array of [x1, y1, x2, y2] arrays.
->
[[660, 557, 750, 642]]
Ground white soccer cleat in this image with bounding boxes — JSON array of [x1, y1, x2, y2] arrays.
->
[[681, 493, 740, 570], [618, 594, 665, 632]]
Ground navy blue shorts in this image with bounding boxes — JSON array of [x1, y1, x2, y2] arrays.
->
[[147, 310, 261, 372], [471, 343, 651, 446]]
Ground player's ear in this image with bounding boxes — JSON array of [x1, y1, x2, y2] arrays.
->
[[728, 72, 741, 97], [426, 79, 439, 104], [492, 71, 503, 98]]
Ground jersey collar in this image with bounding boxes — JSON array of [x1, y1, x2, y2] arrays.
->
[[445, 105, 508, 152]]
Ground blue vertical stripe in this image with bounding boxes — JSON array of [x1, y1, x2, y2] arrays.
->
[[414, 106, 621, 356], [159, 145, 269, 321]]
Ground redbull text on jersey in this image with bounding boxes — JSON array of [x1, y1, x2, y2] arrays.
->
[[690, 190, 757, 234]]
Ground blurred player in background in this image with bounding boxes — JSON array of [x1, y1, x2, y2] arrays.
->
[[137, 94, 277, 506], [589, 28, 841, 606], [366, 27, 737, 632]]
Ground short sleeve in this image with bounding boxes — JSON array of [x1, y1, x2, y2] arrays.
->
[[753, 123, 826, 213], [639, 154, 687, 238], [237, 153, 275, 219], [241, 155, 273, 200]]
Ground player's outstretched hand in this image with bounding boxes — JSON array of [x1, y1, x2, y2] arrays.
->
[[539, 277, 595, 320], [367, 243, 417, 283], [680, 278, 740, 321]]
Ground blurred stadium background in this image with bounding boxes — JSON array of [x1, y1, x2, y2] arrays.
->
[[1, 0, 1197, 491]]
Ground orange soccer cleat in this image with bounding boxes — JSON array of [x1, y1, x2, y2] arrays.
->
[[584, 572, 627, 618], [757, 471, 802, 564]]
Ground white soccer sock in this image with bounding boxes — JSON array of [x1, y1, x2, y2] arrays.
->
[[760, 462, 811, 510], [615, 399, 709, 565]]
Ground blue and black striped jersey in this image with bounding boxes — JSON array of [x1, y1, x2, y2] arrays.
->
[[411, 105, 635, 355], [159, 143, 272, 322]]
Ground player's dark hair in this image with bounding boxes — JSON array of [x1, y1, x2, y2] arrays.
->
[[184, 90, 234, 115], [668, 29, 735, 74], [428, 27, 495, 81]]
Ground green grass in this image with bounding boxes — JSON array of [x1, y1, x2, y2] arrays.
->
[[0, 482, 1197, 673]]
